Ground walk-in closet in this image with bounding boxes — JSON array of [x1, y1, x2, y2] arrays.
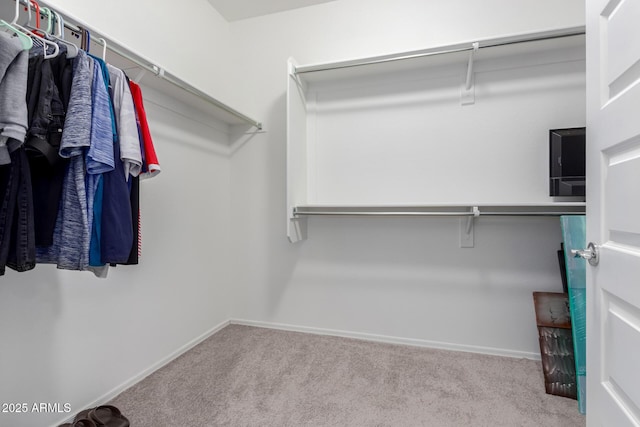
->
[[1, 0, 639, 426]]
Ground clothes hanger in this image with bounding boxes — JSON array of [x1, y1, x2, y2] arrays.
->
[[44, 7, 53, 34], [21, 0, 31, 26], [79, 26, 90, 51], [85, 29, 90, 52], [23, 2, 49, 58], [19, 0, 40, 37], [17, 0, 59, 58], [98, 37, 107, 61], [0, 0, 33, 50], [17, 0, 45, 55], [49, 9, 78, 58], [22, 0, 40, 34]]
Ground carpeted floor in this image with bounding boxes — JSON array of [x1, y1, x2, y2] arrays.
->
[[109, 325, 585, 426]]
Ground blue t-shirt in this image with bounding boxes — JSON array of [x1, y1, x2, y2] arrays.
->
[[91, 55, 133, 264], [87, 58, 116, 267], [36, 51, 92, 269]]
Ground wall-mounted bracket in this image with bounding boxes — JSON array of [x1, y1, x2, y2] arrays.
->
[[152, 65, 165, 78], [288, 60, 297, 76], [288, 59, 305, 89], [288, 208, 308, 243], [460, 206, 480, 248], [461, 42, 479, 105]]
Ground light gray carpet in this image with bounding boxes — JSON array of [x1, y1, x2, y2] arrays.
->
[[109, 325, 585, 426]]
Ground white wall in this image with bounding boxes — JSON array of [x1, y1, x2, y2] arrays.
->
[[228, 0, 586, 355], [0, 1, 236, 427], [302, 46, 585, 205], [0, 1, 586, 425], [44, 0, 238, 109]]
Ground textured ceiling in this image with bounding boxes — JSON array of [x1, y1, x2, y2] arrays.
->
[[207, 0, 338, 22]]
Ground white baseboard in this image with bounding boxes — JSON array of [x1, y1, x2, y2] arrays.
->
[[230, 318, 541, 361], [50, 319, 231, 427]]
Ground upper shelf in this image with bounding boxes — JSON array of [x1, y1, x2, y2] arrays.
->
[[292, 26, 585, 84]]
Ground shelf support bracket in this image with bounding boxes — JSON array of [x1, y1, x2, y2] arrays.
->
[[288, 60, 305, 90], [152, 65, 165, 78], [460, 206, 480, 248], [134, 68, 147, 83], [461, 42, 479, 105], [288, 207, 308, 243]]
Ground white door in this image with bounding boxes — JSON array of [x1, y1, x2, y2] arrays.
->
[[586, 0, 640, 425]]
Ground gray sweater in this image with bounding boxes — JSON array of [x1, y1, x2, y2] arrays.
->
[[0, 31, 28, 165]]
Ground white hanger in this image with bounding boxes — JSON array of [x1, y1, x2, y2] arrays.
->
[[98, 37, 107, 61], [33, 29, 60, 59]]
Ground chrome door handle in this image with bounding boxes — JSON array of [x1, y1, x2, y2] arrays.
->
[[571, 242, 599, 266]]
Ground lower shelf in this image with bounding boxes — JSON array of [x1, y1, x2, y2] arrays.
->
[[293, 203, 586, 217], [287, 203, 586, 242]]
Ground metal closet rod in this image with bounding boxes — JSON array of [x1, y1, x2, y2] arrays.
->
[[293, 212, 583, 217], [296, 211, 477, 217], [22, 0, 262, 130], [294, 26, 586, 75], [293, 207, 586, 217]]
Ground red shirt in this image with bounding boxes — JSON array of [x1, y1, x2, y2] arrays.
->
[[129, 81, 161, 179]]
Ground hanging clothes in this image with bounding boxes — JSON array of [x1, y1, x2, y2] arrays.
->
[[107, 65, 143, 266], [36, 50, 92, 270], [129, 81, 161, 179], [125, 176, 140, 265], [0, 31, 34, 275], [24, 44, 74, 248], [0, 31, 28, 162], [0, 148, 35, 274], [0, 9, 160, 277], [108, 64, 141, 180], [85, 55, 115, 274], [89, 55, 133, 266], [127, 81, 162, 263]]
